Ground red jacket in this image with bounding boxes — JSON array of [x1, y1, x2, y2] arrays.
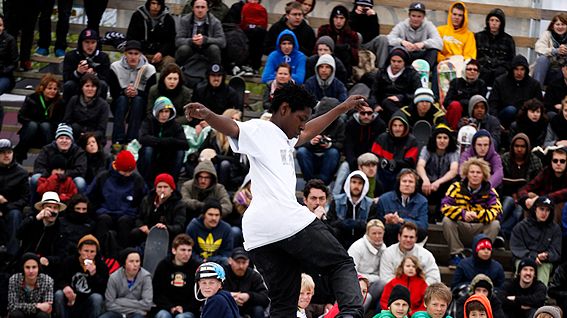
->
[[380, 274, 427, 314], [240, 3, 267, 30], [37, 174, 78, 202]]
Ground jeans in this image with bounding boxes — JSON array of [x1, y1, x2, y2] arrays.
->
[[8, 309, 50, 318], [54, 290, 104, 318], [175, 44, 221, 66], [532, 55, 550, 88], [409, 49, 438, 70], [95, 213, 136, 249], [14, 121, 52, 162], [5, 209, 22, 256], [155, 310, 196, 318], [250, 220, 363, 318], [137, 146, 185, 184], [240, 305, 266, 318], [0, 76, 11, 95], [112, 95, 146, 144], [296, 147, 340, 185], [332, 161, 351, 196], [500, 196, 524, 239], [244, 27, 267, 70], [498, 105, 518, 128]]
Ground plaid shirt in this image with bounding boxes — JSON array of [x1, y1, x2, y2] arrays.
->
[[8, 273, 54, 315]]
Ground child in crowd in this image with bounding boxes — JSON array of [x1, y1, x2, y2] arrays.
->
[[36, 154, 78, 202], [464, 294, 493, 318], [380, 255, 427, 314], [297, 273, 315, 318], [373, 285, 411, 318], [412, 282, 454, 318], [195, 262, 239, 318]]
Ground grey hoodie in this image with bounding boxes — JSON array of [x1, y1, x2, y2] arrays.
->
[[315, 54, 336, 88], [387, 18, 443, 50], [105, 267, 153, 315], [110, 55, 156, 91]]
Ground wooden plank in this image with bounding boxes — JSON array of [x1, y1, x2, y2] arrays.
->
[[30, 56, 64, 64], [14, 72, 63, 81]]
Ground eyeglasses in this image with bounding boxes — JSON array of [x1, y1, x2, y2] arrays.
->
[[359, 111, 373, 116], [466, 68, 479, 72], [552, 159, 567, 164]]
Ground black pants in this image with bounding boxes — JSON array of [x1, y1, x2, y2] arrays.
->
[[84, 0, 109, 34], [37, 0, 73, 50], [249, 219, 363, 318]]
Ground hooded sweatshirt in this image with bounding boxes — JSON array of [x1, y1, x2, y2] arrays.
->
[[126, 0, 177, 56], [109, 53, 157, 99], [328, 170, 373, 248], [459, 129, 503, 188], [371, 114, 419, 173], [344, 111, 387, 170], [304, 54, 347, 102], [452, 234, 505, 289], [105, 267, 153, 315], [201, 289, 240, 318], [437, 2, 476, 62], [139, 98, 188, 152], [457, 275, 505, 318], [185, 215, 234, 264], [464, 294, 494, 318], [500, 133, 543, 197], [317, 5, 360, 67], [62, 29, 111, 83], [262, 29, 307, 84], [461, 95, 501, 147], [387, 16, 443, 50], [305, 36, 348, 83], [0, 158, 29, 213], [301, 97, 346, 152]]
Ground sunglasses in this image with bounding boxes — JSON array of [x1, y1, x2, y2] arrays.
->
[[466, 68, 478, 72], [359, 111, 373, 116], [552, 159, 566, 164]]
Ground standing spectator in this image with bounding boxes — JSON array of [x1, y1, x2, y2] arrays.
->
[[452, 235, 505, 290], [4, 4, 39, 71], [7, 253, 54, 318], [509, 99, 549, 148], [0, 13, 17, 99], [147, 63, 192, 124], [14, 74, 64, 163], [304, 55, 348, 102], [239, 0, 268, 74], [175, 0, 226, 66], [499, 259, 547, 318], [474, 9, 516, 86], [127, 0, 176, 71], [263, 1, 315, 56], [192, 64, 242, 115], [262, 30, 306, 85], [62, 28, 111, 101], [108, 40, 157, 147], [83, 0, 108, 34], [533, 14, 567, 87], [437, 2, 476, 62], [35, 0, 74, 57], [380, 255, 427, 314]]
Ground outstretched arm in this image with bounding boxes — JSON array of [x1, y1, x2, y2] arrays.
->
[[184, 103, 240, 138], [297, 95, 367, 146]]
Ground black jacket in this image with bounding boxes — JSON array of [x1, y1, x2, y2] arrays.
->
[[263, 16, 316, 56], [126, 5, 176, 56], [58, 212, 95, 257], [16, 216, 66, 273], [548, 262, 567, 304], [350, 10, 379, 44], [17, 93, 65, 125], [443, 77, 488, 109], [223, 266, 270, 311], [139, 117, 188, 151], [344, 113, 387, 170], [544, 78, 567, 113], [62, 33, 111, 84], [0, 30, 18, 83], [33, 142, 87, 179], [63, 95, 110, 140], [136, 190, 187, 238], [152, 255, 201, 314], [57, 254, 109, 301], [370, 67, 421, 110], [499, 278, 546, 318], [191, 81, 241, 115], [0, 160, 30, 213]]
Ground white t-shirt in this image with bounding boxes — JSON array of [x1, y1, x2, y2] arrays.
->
[[229, 119, 316, 250]]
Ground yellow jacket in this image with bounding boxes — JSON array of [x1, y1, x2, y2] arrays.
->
[[437, 2, 476, 62]]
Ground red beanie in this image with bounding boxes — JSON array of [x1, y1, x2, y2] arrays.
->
[[476, 239, 492, 253], [113, 150, 136, 172], [154, 173, 176, 190]]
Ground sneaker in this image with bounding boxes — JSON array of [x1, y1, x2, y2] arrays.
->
[[448, 253, 464, 269], [493, 236, 506, 250], [55, 49, 66, 57], [34, 47, 49, 56], [242, 65, 254, 76], [20, 60, 32, 71]]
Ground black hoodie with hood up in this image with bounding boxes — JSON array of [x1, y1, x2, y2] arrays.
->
[[62, 29, 111, 84], [126, 0, 177, 56]]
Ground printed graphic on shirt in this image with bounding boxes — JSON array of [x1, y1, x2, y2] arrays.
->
[[71, 272, 91, 294], [197, 233, 222, 259], [442, 35, 463, 46], [280, 149, 294, 166], [171, 272, 187, 287]]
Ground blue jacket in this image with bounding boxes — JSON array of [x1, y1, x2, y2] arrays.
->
[[261, 29, 306, 84], [452, 234, 505, 289], [304, 76, 347, 102], [87, 169, 147, 217], [186, 216, 234, 265], [375, 190, 429, 230], [201, 290, 240, 318]]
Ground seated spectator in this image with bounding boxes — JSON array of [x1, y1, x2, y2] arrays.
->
[[153, 234, 201, 318], [459, 129, 503, 188], [356, 153, 384, 200], [78, 133, 111, 186], [195, 262, 240, 318], [500, 133, 542, 239], [416, 124, 459, 221], [297, 0, 315, 20], [398, 87, 446, 128], [263, 1, 315, 56], [328, 170, 372, 248], [62, 73, 110, 142], [87, 151, 147, 252], [304, 54, 347, 102], [175, 0, 225, 66], [543, 61, 567, 113], [436, 2, 476, 62], [443, 59, 488, 130], [533, 307, 563, 318], [297, 273, 315, 318], [101, 248, 153, 318], [510, 196, 561, 286], [387, 2, 443, 69], [371, 114, 419, 193], [499, 259, 546, 318], [37, 154, 78, 202], [223, 248, 270, 318], [0, 139, 29, 258], [348, 219, 387, 311], [374, 285, 411, 318], [305, 36, 348, 84], [317, 5, 359, 79], [375, 169, 428, 245], [17, 192, 66, 277], [180, 159, 232, 218], [131, 173, 186, 247], [370, 47, 421, 121], [239, 0, 268, 74], [455, 274, 505, 318], [488, 55, 542, 128], [380, 255, 427, 314], [58, 194, 95, 257], [474, 9, 516, 87], [349, 0, 379, 46], [8, 253, 54, 318], [458, 96, 501, 148], [147, 63, 192, 124], [138, 97, 188, 184], [109, 40, 157, 146], [533, 14, 567, 87], [410, 283, 453, 318], [464, 294, 493, 318], [262, 30, 306, 85], [62, 28, 110, 101], [263, 63, 294, 111], [509, 99, 548, 148], [548, 262, 567, 314], [296, 97, 345, 184], [127, 0, 176, 71], [380, 222, 441, 285], [54, 234, 108, 318], [186, 198, 234, 265], [14, 74, 64, 163], [192, 64, 241, 115], [441, 158, 502, 267], [544, 96, 567, 147], [452, 235, 505, 290]]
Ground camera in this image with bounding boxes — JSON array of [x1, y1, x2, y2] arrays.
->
[[318, 136, 332, 145]]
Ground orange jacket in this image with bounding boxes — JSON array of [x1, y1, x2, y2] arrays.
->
[[437, 2, 476, 62]]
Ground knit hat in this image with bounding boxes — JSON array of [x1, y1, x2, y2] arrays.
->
[[534, 196, 554, 210], [409, 2, 426, 13], [475, 238, 492, 253], [77, 234, 100, 251], [154, 173, 176, 190], [34, 191, 67, 211], [389, 47, 410, 66], [124, 40, 142, 52], [113, 150, 137, 172], [413, 87, 435, 104], [517, 258, 537, 275], [388, 285, 411, 307], [355, 0, 373, 7], [0, 139, 14, 151], [533, 306, 563, 318], [55, 123, 74, 141], [471, 129, 492, 147], [279, 33, 295, 45], [330, 5, 349, 21], [20, 253, 41, 273], [315, 36, 335, 52], [119, 247, 142, 267], [202, 198, 222, 214], [50, 154, 67, 171], [152, 96, 176, 119], [470, 274, 494, 298]]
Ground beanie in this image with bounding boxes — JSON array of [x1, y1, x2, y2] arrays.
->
[[475, 238, 492, 253], [330, 5, 349, 21], [472, 279, 493, 298], [55, 123, 74, 141], [20, 252, 41, 273], [389, 47, 410, 66], [355, 0, 373, 7], [50, 154, 67, 171], [154, 173, 176, 190], [77, 234, 100, 251], [517, 258, 537, 275], [202, 198, 222, 215], [113, 150, 136, 172], [315, 36, 335, 52], [533, 306, 563, 318], [471, 129, 492, 147], [119, 247, 142, 267], [413, 87, 435, 104], [152, 96, 176, 119], [388, 285, 411, 308], [279, 34, 295, 45]]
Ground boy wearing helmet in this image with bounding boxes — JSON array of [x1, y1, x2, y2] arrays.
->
[[195, 262, 240, 317]]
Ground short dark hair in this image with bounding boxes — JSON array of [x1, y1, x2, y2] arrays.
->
[[80, 73, 100, 88], [270, 83, 317, 113], [67, 194, 90, 213], [303, 179, 329, 198], [453, 3, 465, 12], [465, 300, 487, 316], [518, 98, 547, 123], [399, 222, 418, 235], [285, 1, 303, 14], [172, 233, 194, 249]]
